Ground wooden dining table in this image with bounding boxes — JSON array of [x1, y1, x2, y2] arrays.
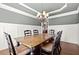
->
[[15, 34, 53, 55]]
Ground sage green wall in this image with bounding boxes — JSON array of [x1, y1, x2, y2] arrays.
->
[[49, 14, 79, 25], [0, 8, 40, 26]]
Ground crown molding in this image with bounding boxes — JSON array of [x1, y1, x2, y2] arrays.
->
[[19, 3, 40, 14], [48, 10, 78, 19], [0, 3, 37, 19], [48, 3, 67, 14]]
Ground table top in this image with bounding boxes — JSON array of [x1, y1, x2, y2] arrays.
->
[[15, 34, 53, 48]]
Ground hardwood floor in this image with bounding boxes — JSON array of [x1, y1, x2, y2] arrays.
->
[[0, 41, 79, 55], [61, 41, 79, 55]]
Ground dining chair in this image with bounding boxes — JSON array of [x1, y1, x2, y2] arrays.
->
[[4, 32, 30, 55], [49, 29, 55, 37], [33, 29, 39, 35], [52, 31, 62, 55], [40, 31, 62, 55], [24, 30, 32, 36]]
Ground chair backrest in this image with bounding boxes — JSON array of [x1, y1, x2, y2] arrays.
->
[[57, 31, 62, 40], [24, 30, 32, 36], [33, 29, 39, 35], [49, 29, 55, 37], [4, 32, 16, 55], [57, 31, 61, 35], [52, 31, 62, 55]]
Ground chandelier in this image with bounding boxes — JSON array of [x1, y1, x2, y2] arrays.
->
[[37, 11, 49, 21]]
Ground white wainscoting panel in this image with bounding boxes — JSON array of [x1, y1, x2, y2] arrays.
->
[[0, 23, 41, 50], [49, 23, 79, 45]]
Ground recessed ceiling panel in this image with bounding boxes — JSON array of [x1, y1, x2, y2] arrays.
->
[[24, 3, 64, 13], [0, 3, 79, 25], [50, 3, 79, 16]]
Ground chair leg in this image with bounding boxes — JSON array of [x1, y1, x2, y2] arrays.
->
[[17, 42, 20, 47], [57, 46, 61, 55]]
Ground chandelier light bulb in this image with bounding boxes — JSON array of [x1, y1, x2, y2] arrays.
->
[[43, 11, 46, 15], [37, 12, 41, 17], [46, 13, 49, 17]]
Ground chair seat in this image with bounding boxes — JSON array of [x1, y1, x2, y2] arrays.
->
[[41, 42, 54, 52], [15, 45, 30, 55]]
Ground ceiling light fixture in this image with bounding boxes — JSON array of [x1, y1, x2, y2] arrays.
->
[[37, 11, 49, 21]]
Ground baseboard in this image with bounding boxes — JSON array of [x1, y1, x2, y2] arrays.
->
[[61, 40, 79, 46]]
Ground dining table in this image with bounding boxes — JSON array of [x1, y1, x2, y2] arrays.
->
[[14, 33, 53, 55]]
